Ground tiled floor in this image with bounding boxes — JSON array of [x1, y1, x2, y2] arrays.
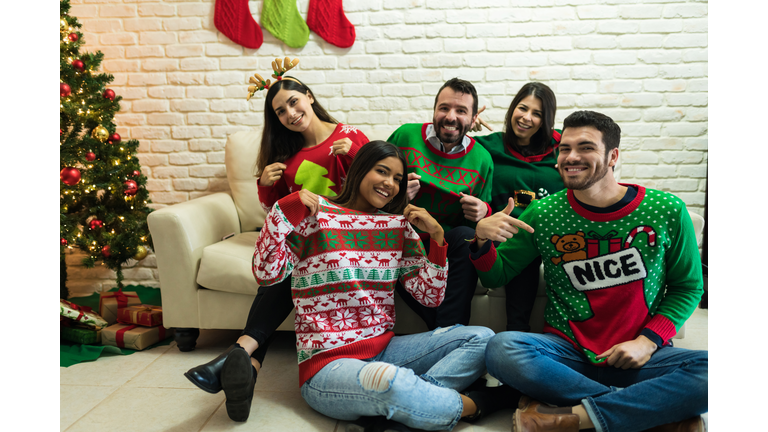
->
[[61, 307, 708, 432]]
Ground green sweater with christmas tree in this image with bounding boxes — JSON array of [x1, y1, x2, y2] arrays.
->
[[387, 123, 494, 231], [471, 185, 703, 364], [474, 130, 564, 218]]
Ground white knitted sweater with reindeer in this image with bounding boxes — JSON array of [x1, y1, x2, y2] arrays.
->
[[252, 192, 448, 386]]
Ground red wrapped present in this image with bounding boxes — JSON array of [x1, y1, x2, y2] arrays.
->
[[102, 323, 173, 351], [99, 289, 141, 325], [585, 230, 621, 258], [117, 304, 163, 327]]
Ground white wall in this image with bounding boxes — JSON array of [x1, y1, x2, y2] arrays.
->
[[65, 0, 708, 294]]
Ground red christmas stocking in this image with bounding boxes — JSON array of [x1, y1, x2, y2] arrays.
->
[[214, 0, 264, 49], [307, 0, 356, 48]]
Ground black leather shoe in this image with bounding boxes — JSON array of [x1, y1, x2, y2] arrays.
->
[[184, 344, 238, 394], [221, 346, 256, 422]]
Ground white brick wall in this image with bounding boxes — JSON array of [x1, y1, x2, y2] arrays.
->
[[65, 0, 708, 294]]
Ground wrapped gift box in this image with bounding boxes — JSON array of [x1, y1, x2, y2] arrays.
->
[[117, 304, 163, 327], [61, 325, 102, 344], [102, 323, 172, 351], [60, 300, 108, 328], [99, 289, 141, 325]]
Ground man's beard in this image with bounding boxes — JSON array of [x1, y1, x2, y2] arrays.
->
[[560, 156, 610, 190], [433, 118, 469, 145]]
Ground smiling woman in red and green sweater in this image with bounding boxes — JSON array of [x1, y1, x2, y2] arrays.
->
[[250, 141, 497, 431]]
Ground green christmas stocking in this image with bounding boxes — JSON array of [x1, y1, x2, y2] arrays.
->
[[261, 0, 310, 48]]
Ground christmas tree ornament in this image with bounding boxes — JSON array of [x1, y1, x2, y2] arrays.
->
[[108, 133, 121, 145], [103, 88, 115, 101], [247, 57, 300, 100], [61, 238, 68, 246], [124, 180, 138, 196], [85, 152, 96, 161], [307, 0, 356, 48], [101, 245, 111, 257], [214, 0, 264, 49], [133, 245, 148, 261], [91, 126, 109, 142], [262, 0, 310, 48], [72, 59, 85, 72], [131, 170, 141, 177], [68, 33, 78, 42], [89, 219, 104, 230], [60, 167, 81, 186], [60, 83, 71, 97]]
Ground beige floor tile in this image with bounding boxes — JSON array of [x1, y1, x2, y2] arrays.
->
[[60, 385, 119, 432], [60, 343, 173, 387], [202, 390, 337, 432], [65, 386, 224, 432], [254, 331, 301, 393]]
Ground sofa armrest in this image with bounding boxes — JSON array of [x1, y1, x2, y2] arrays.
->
[[147, 192, 241, 328]]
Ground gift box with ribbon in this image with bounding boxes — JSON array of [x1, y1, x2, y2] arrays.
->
[[61, 325, 102, 344], [99, 289, 141, 325], [585, 230, 622, 258], [60, 299, 108, 328], [102, 323, 173, 351], [117, 304, 163, 327]]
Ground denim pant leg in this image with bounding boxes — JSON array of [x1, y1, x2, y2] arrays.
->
[[240, 277, 294, 365], [300, 325, 494, 431], [395, 226, 478, 329], [486, 332, 708, 432]]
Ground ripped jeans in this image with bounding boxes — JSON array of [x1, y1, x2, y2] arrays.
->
[[300, 325, 494, 431]]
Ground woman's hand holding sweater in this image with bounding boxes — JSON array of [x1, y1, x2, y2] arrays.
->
[[404, 204, 444, 246]]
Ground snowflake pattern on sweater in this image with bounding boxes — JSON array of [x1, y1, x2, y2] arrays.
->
[[252, 192, 448, 383]]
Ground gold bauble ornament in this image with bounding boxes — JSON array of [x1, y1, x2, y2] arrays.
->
[[133, 245, 148, 261], [91, 126, 109, 142]]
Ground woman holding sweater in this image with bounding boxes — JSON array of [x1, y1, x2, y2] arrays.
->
[[241, 141, 499, 431], [474, 82, 564, 332]]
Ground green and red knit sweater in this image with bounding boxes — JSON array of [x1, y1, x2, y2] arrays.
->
[[387, 123, 494, 232], [471, 186, 703, 364], [474, 130, 564, 218], [252, 192, 448, 386]]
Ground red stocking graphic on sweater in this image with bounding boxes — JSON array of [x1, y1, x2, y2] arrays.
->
[[307, 0, 356, 48], [561, 227, 657, 357], [214, 0, 264, 49]]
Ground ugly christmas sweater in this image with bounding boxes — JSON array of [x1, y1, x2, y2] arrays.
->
[[257, 123, 369, 212], [252, 192, 448, 386], [387, 123, 494, 232], [471, 185, 703, 364], [474, 130, 564, 218]]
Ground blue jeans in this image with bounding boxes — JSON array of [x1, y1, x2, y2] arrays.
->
[[486, 332, 708, 432], [300, 325, 494, 431]]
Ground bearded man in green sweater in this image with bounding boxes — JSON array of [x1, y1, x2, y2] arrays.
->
[[470, 110, 707, 432], [387, 78, 494, 329]]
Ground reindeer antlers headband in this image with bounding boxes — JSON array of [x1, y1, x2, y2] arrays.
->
[[246, 57, 301, 101]]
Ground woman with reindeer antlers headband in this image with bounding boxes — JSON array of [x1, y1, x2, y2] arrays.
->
[[184, 57, 370, 422]]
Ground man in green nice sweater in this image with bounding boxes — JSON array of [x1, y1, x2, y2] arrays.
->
[[387, 78, 494, 329], [470, 111, 707, 432]]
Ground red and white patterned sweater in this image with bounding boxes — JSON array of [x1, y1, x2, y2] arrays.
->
[[252, 192, 448, 386]]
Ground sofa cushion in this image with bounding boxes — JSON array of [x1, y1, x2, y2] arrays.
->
[[225, 129, 268, 233], [197, 231, 261, 295]]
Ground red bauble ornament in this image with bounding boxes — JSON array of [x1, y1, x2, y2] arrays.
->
[[131, 170, 141, 177], [60, 83, 71, 97], [68, 33, 78, 42], [60, 167, 81, 186], [85, 152, 96, 161], [101, 246, 111, 257], [103, 89, 115, 101], [124, 180, 138, 196], [72, 59, 85, 72], [61, 238, 68, 246], [108, 133, 121, 145], [89, 219, 104, 230]]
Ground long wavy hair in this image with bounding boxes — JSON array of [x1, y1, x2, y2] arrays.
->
[[503, 82, 557, 157], [329, 141, 409, 214], [255, 77, 338, 176]]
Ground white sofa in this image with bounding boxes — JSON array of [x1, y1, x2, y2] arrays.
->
[[147, 129, 704, 351]]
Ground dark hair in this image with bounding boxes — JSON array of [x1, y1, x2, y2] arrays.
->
[[255, 77, 338, 176], [562, 110, 622, 154], [329, 141, 409, 214], [434, 77, 479, 116], [503, 82, 557, 157]]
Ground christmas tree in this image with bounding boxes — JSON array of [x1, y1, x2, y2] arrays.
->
[[59, 0, 152, 297]]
